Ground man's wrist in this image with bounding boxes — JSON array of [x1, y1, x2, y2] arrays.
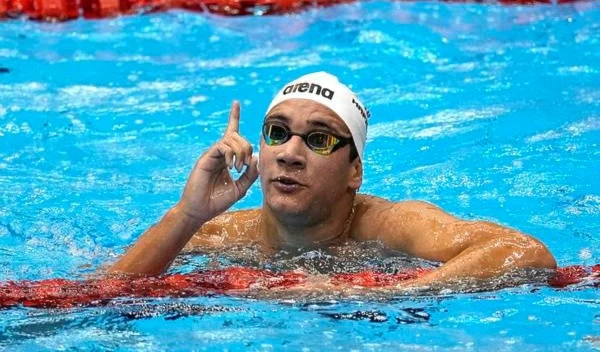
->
[[170, 203, 207, 228]]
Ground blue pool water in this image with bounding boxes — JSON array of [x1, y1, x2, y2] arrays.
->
[[1, 1, 599, 350]]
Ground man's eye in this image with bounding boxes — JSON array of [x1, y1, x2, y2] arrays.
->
[[309, 133, 334, 147], [269, 125, 288, 139]]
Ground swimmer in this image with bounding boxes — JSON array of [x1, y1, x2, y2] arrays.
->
[[108, 71, 556, 291]]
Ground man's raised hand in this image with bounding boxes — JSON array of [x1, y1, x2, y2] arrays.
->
[[177, 101, 259, 225]]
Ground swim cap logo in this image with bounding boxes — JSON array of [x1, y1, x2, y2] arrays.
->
[[352, 98, 370, 125], [283, 82, 335, 100]]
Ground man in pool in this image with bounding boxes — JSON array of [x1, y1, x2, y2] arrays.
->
[[108, 71, 557, 290]]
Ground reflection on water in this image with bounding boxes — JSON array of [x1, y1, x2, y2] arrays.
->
[[177, 239, 440, 275], [169, 239, 557, 304]]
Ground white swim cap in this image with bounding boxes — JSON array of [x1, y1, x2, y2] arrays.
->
[[266, 71, 369, 161]]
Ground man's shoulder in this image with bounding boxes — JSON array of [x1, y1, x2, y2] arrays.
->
[[351, 195, 447, 245], [355, 194, 437, 214], [216, 208, 261, 222], [187, 208, 262, 250], [207, 208, 262, 234]]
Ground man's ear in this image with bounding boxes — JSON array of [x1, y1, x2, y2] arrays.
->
[[348, 159, 363, 191]]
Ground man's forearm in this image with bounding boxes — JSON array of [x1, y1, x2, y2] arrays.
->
[[107, 205, 204, 276], [404, 234, 557, 289]]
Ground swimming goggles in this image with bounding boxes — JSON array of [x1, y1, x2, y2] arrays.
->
[[262, 122, 353, 155]]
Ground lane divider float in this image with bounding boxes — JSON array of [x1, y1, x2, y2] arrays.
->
[[0, 0, 584, 21], [0, 265, 597, 308]]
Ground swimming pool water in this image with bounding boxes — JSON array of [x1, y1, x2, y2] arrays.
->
[[0, 1, 599, 350]]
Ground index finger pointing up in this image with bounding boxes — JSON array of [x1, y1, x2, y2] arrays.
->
[[225, 100, 240, 134]]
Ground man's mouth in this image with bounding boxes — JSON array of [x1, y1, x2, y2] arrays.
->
[[272, 176, 305, 192], [274, 176, 301, 185]]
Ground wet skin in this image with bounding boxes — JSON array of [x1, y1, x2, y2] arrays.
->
[[109, 100, 557, 291]]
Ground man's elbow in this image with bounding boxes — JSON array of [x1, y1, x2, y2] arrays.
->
[[533, 241, 558, 269], [467, 221, 557, 270], [513, 236, 557, 270]]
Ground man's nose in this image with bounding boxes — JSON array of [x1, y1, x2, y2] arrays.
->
[[276, 135, 307, 169]]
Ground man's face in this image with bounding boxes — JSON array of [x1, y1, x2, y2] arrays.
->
[[259, 99, 362, 223]]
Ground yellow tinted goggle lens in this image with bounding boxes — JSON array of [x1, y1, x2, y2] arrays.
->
[[264, 124, 287, 145], [263, 123, 341, 155], [306, 132, 339, 154]]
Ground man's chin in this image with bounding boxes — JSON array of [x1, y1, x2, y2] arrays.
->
[[264, 196, 311, 218]]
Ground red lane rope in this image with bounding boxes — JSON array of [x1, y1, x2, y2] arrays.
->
[[0, 0, 351, 20], [0, 0, 586, 21], [0, 265, 598, 309]]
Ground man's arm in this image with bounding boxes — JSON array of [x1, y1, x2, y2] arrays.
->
[[355, 197, 556, 287], [107, 102, 259, 276], [109, 205, 205, 276]]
